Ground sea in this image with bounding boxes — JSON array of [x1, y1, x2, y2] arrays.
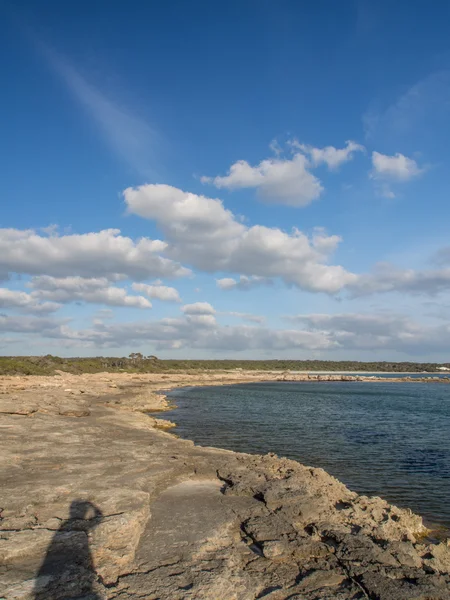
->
[[166, 378, 450, 532]]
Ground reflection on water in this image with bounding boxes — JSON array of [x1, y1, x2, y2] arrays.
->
[[167, 381, 450, 530]]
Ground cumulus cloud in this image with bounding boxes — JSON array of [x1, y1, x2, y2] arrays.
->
[[369, 151, 424, 198], [181, 302, 265, 324], [216, 275, 273, 291], [201, 153, 323, 206], [124, 184, 356, 293], [181, 302, 216, 315], [32, 315, 334, 353], [7, 309, 448, 357], [179, 302, 217, 327], [0, 228, 189, 281], [0, 288, 61, 313], [290, 140, 365, 170], [350, 263, 450, 296], [289, 312, 415, 337], [286, 312, 450, 354], [0, 314, 67, 335], [30, 276, 152, 309], [200, 140, 364, 206], [132, 282, 181, 302], [371, 151, 423, 181]]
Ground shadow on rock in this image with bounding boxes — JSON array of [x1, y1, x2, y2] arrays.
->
[[34, 500, 103, 600]]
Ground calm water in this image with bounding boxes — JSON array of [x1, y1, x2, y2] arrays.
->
[[167, 382, 450, 530]]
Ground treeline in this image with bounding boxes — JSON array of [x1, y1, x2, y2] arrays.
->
[[0, 354, 448, 376]]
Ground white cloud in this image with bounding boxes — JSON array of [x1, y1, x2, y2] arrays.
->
[[0, 288, 61, 314], [0, 314, 67, 335], [4, 307, 450, 357], [289, 312, 415, 337], [8, 310, 449, 357], [37, 316, 334, 353], [188, 314, 218, 327], [201, 153, 323, 207], [350, 263, 450, 296], [269, 138, 283, 156], [181, 302, 216, 315], [371, 151, 423, 181], [216, 276, 273, 291], [124, 184, 356, 293], [286, 312, 450, 354], [179, 302, 217, 328], [0, 228, 189, 281], [290, 140, 365, 169], [30, 276, 152, 309], [200, 140, 364, 206], [216, 278, 239, 290], [132, 282, 181, 302]]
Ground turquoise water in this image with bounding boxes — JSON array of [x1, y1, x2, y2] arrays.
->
[[167, 381, 450, 530]]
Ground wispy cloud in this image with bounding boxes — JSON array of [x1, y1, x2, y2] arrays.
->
[[36, 42, 162, 178], [363, 70, 450, 141]]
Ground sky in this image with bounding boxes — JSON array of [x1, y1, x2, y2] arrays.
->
[[2, 0, 450, 361]]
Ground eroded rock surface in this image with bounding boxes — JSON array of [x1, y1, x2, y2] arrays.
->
[[0, 372, 449, 599]]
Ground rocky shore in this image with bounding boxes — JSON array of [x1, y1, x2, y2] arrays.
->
[[1, 371, 449, 599]]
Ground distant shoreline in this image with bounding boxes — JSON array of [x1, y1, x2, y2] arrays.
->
[[287, 370, 449, 375]]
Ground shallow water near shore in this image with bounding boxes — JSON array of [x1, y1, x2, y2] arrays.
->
[[167, 381, 450, 531]]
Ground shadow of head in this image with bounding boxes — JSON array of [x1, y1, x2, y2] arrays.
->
[[69, 500, 103, 520], [65, 500, 103, 533]]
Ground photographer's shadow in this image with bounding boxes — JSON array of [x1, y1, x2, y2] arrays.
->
[[34, 500, 103, 600]]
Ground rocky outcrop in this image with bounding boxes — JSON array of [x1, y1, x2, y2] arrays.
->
[[0, 372, 449, 599]]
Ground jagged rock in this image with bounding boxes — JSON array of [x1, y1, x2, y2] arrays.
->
[[296, 569, 346, 592]]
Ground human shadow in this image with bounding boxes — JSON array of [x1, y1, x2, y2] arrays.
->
[[34, 500, 103, 600]]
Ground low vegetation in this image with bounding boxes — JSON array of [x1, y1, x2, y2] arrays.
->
[[0, 354, 448, 376]]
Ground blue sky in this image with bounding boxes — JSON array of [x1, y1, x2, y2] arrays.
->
[[2, 0, 450, 360]]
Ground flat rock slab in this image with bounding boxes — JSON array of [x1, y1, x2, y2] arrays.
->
[[135, 479, 229, 565]]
